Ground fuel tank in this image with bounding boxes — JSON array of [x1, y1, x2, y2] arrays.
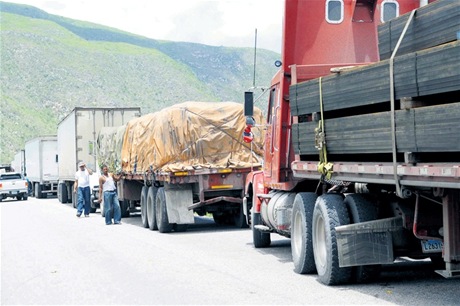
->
[[260, 191, 296, 235]]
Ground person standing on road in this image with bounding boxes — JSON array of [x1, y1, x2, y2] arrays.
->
[[74, 162, 93, 217], [98, 165, 122, 225]]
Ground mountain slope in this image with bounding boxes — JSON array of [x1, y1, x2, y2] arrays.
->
[[0, 2, 279, 163]]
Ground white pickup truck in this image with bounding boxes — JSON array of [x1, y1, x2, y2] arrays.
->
[[0, 172, 29, 202]]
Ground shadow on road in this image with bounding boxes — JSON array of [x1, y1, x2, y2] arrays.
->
[[119, 212, 251, 234], [346, 259, 460, 305]]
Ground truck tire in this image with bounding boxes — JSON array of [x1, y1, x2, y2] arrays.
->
[[140, 186, 149, 228], [212, 212, 230, 225], [312, 194, 352, 285], [252, 210, 271, 248], [234, 204, 249, 228], [344, 194, 382, 283], [58, 183, 68, 203], [155, 187, 173, 233], [66, 184, 73, 204], [100, 199, 105, 217], [147, 186, 158, 230], [57, 185, 62, 202], [173, 224, 188, 232], [120, 200, 130, 218], [72, 191, 77, 208], [291, 192, 318, 274], [35, 183, 42, 199], [430, 255, 445, 269]]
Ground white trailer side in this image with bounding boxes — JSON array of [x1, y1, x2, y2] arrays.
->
[[11, 150, 25, 175], [25, 136, 58, 198]]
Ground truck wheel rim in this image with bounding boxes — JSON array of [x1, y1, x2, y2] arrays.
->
[[314, 214, 327, 268], [292, 211, 302, 259]]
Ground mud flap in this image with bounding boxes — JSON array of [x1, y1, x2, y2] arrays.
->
[[336, 217, 402, 267], [164, 183, 195, 224]]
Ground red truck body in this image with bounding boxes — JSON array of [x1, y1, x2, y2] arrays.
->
[[245, 0, 460, 285]]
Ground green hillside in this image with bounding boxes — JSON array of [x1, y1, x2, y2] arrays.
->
[[0, 2, 279, 163]]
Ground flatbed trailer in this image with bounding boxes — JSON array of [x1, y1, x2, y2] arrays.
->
[[97, 102, 265, 232], [118, 166, 256, 232], [291, 161, 460, 189]]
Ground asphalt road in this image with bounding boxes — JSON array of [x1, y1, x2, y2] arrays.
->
[[2, 197, 459, 305]]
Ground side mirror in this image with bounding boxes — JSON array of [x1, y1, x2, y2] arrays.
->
[[244, 92, 254, 117]]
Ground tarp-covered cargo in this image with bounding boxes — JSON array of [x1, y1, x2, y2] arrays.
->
[[97, 125, 126, 173], [97, 102, 265, 173]]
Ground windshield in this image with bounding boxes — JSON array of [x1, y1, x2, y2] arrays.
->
[[0, 174, 23, 180]]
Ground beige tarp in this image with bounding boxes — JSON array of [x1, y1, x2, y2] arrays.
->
[[118, 101, 265, 173]]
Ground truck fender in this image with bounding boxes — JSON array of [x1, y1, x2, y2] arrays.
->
[[245, 170, 265, 214]]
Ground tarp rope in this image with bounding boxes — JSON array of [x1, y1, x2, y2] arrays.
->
[[315, 77, 333, 179]]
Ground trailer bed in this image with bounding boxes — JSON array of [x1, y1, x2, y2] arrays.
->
[[292, 161, 460, 189]]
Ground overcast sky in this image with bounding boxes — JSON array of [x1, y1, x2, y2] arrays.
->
[[4, 0, 284, 53]]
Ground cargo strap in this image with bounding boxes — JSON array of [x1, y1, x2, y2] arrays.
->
[[389, 9, 416, 198], [315, 77, 333, 179]]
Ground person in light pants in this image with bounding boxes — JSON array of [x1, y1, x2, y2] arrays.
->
[[74, 162, 93, 217]]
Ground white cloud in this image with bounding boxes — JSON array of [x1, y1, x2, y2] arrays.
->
[[5, 0, 283, 52]]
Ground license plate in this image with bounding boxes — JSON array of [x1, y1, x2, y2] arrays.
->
[[11, 191, 18, 195], [421, 239, 443, 253]]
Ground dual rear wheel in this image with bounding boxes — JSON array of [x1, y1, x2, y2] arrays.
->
[[141, 186, 188, 233], [290, 193, 381, 285]]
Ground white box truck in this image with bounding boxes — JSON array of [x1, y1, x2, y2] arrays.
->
[[57, 107, 141, 209], [11, 150, 25, 174], [25, 136, 59, 198]]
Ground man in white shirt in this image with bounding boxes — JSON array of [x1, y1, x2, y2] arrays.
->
[[98, 164, 122, 225], [74, 162, 93, 217]]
